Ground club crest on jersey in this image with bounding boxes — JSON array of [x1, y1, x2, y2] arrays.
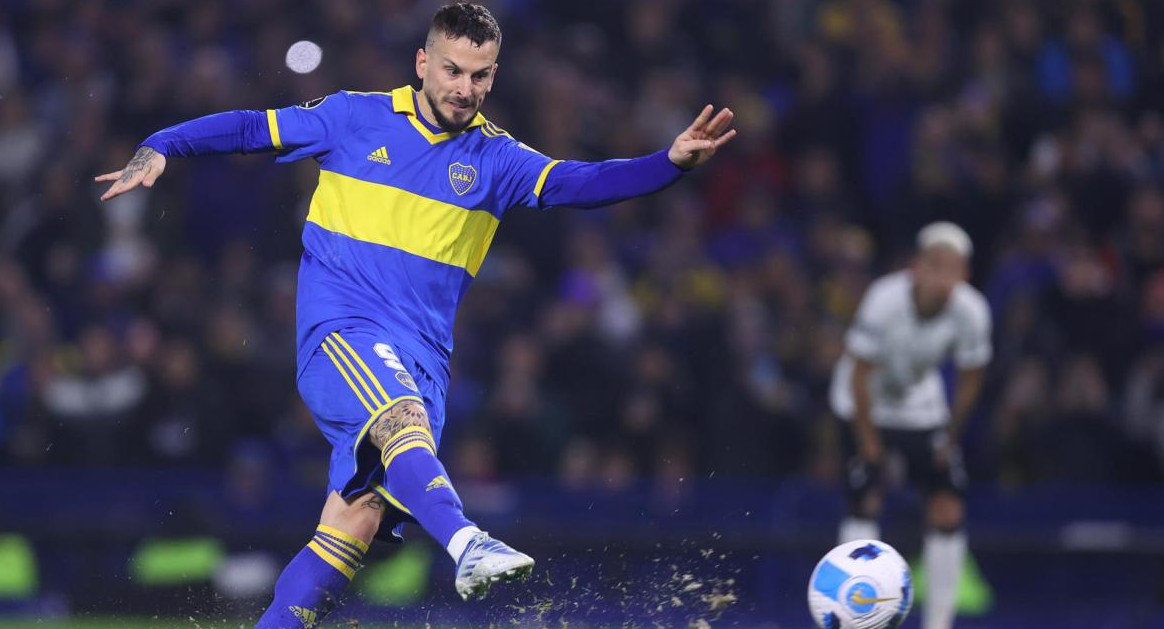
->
[[395, 370, 419, 392], [448, 162, 477, 195]]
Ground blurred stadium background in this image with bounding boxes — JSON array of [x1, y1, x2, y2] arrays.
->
[[2, 0, 1164, 627]]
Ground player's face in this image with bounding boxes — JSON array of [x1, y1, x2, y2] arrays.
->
[[911, 246, 968, 314], [416, 35, 498, 132]]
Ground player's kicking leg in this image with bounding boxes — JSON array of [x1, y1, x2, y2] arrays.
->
[[366, 397, 534, 600], [255, 491, 383, 628]]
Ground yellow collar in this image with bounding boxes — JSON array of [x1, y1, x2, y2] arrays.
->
[[390, 86, 486, 144]]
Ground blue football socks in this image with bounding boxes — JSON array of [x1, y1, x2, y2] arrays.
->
[[380, 426, 476, 550], [254, 525, 367, 628]]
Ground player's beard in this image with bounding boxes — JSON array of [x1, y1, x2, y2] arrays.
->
[[425, 91, 478, 132]]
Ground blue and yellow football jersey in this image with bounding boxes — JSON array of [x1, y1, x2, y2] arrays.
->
[[138, 82, 683, 532], [265, 86, 559, 387]]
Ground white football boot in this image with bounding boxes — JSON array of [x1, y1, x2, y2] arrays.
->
[[453, 531, 535, 601]]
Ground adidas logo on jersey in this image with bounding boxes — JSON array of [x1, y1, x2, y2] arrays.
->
[[426, 475, 451, 492], [367, 146, 391, 164], [289, 606, 318, 628]]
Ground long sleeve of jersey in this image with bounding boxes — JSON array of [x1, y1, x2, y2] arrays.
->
[[139, 110, 274, 157], [538, 149, 685, 209], [497, 139, 685, 211], [140, 91, 353, 160]]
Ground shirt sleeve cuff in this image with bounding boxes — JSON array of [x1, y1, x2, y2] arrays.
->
[[138, 137, 168, 157], [652, 147, 685, 175]]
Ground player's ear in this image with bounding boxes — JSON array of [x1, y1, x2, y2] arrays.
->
[[416, 48, 427, 80], [486, 63, 498, 93]]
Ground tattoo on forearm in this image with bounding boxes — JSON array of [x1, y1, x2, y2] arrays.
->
[[368, 399, 430, 449], [119, 146, 158, 184]]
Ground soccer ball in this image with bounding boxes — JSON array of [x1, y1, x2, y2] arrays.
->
[[807, 539, 913, 629]]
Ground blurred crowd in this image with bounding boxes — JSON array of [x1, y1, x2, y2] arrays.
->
[[2, 0, 1164, 494]]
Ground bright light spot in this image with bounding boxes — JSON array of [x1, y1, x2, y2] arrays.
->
[[285, 40, 322, 74]]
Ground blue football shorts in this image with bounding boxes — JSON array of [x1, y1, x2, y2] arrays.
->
[[297, 325, 449, 541]]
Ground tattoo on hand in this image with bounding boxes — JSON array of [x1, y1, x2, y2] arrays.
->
[[361, 495, 384, 511], [119, 146, 158, 184]]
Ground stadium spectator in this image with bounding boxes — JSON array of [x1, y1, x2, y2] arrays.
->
[[0, 0, 1163, 489]]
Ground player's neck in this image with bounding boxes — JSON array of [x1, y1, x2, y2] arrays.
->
[[911, 286, 946, 319], [413, 90, 445, 133]]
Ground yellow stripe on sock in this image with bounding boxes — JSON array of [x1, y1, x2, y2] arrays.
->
[[382, 426, 434, 451], [317, 525, 370, 553], [380, 436, 433, 466], [310, 537, 359, 569], [324, 336, 384, 408], [381, 427, 436, 459], [381, 431, 431, 451], [313, 534, 361, 566], [307, 540, 357, 579], [381, 440, 436, 469], [331, 333, 393, 405], [320, 342, 375, 413]]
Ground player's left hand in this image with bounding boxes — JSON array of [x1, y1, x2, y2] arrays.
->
[[668, 105, 736, 170]]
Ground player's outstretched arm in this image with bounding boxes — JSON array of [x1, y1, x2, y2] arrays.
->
[[95, 146, 167, 202], [94, 104, 307, 202], [529, 104, 737, 210], [667, 105, 736, 170]]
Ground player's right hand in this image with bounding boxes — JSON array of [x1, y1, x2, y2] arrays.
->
[[95, 146, 167, 201], [668, 104, 736, 170]]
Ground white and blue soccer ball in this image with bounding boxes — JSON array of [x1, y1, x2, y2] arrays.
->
[[807, 539, 913, 629]]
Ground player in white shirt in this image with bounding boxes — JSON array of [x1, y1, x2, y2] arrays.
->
[[830, 222, 992, 629]]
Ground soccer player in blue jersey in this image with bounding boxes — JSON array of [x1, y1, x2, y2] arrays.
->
[[97, 2, 734, 626]]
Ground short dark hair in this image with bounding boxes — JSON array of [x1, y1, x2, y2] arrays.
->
[[427, 2, 502, 48]]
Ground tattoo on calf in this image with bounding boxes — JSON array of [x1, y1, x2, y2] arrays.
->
[[360, 495, 385, 511], [369, 399, 430, 449]]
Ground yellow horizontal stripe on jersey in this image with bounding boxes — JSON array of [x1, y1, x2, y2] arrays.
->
[[307, 170, 500, 276], [266, 109, 283, 150]]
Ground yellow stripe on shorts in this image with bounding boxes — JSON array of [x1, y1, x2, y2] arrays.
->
[[320, 342, 375, 414], [371, 484, 413, 515], [330, 333, 393, 404], [324, 336, 384, 408]]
